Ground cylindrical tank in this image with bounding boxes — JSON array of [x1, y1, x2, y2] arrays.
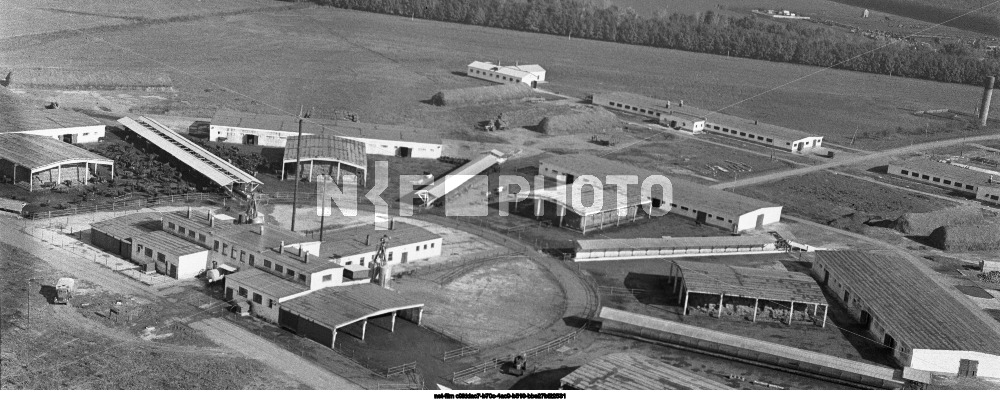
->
[[980, 76, 995, 127], [206, 269, 222, 283]]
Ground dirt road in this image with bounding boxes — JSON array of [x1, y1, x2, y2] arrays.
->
[[712, 133, 1000, 189], [189, 318, 363, 390]]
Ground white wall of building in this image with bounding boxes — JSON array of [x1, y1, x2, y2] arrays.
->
[[977, 186, 1000, 205], [130, 239, 209, 280], [223, 275, 313, 323], [734, 206, 783, 232], [909, 349, 1000, 379], [209, 125, 301, 147], [11, 125, 106, 144], [703, 123, 822, 153], [467, 64, 543, 86], [338, 136, 443, 159], [537, 162, 671, 212], [333, 237, 443, 268]]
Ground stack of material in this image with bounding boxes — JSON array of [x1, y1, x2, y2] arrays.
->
[[892, 206, 984, 236], [929, 223, 1000, 251], [431, 84, 535, 106], [538, 105, 618, 135], [559, 352, 732, 390]]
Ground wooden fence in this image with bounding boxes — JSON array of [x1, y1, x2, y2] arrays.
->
[[25, 192, 225, 220]]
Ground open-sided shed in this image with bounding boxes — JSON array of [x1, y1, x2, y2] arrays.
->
[[283, 134, 367, 183], [0, 133, 113, 191]]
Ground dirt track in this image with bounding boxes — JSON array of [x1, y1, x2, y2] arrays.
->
[[190, 318, 362, 390], [713, 132, 1000, 189]]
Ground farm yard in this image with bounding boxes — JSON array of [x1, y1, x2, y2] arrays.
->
[[0, 4, 991, 148]]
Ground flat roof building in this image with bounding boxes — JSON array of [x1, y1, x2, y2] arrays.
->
[[322, 221, 443, 268], [815, 250, 1000, 378], [0, 133, 113, 191], [467, 61, 545, 88], [210, 110, 444, 158], [539, 153, 782, 233], [888, 158, 1000, 206]]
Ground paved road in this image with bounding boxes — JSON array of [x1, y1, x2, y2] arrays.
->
[[190, 318, 363, 390], [712, 133, 1000, 189]]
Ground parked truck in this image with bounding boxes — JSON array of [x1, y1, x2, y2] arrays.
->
[[55, 277, 76, 304]]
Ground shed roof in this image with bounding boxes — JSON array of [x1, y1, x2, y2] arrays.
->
[[592, 92, 670, 113], [283, 135, 367, 169], [91, 212, 163, 241], [816, 250, 1000, 354], [541, 153, 779, 216], [133, 230, 208, 256], [576, 234, 775, 251], [704, 112, 822, 143], [322, 222, 441, 258], [890, 158, 1000, 187], [0, 89, 103, 133], [212, 110, 443, 145], [0, 133, 112, 171], [675, 260, 827, 304], [560, 352, 732, 390], [518, 184, 650, 217], [0, 197, 27, 213], [225, 268, 309, 299], [279, 283, 424, 329], [467, 61, 545, 79]]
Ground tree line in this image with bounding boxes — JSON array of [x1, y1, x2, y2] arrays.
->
[[307, 0, 1000, 87]]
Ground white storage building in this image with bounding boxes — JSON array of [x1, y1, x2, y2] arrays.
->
[[467, 61, 545, 88], [888, 158, 1000, 205], [1, 101, 105, 144]]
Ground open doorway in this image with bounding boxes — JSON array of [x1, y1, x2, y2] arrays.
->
[[530, 81, 537, 89], [860, 310, 873, 330], [397, 147, 412, 158], [244, 135, 258, 145], [755, 214, 765, 229], [883, 333, 897, 351], [61, 134, 73, 143], [565, 174, 575, 185], [695, 211, 707, 224]]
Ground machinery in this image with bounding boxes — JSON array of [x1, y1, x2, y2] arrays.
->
[[55, 277, 76, 304], [369, 234, 392, 288], [508, 354, 528, 376]]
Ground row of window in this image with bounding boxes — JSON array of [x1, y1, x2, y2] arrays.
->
[[136, 244, 166, 262], [898, 169, 976, 191], [469, 69, 522, 83], [236, 286, 276, 308], [670, 203, 734, 223], [341, 242, 435, 266], [979, 192, 1000, 201], [167, 222, 208, 244], [606, 101, 664, 118], [711, 125, 775, 144]]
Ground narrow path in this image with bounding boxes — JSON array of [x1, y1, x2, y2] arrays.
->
[[712, 133, 1000, 189], [190, 317, 363, 390]]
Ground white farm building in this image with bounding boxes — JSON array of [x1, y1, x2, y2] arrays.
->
[[0, 106, 105, 144], [888, 158, 1000, 205], [467, 61, 546, 88], [210, 110, 443, 158]]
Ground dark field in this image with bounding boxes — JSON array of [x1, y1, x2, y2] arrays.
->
[[737, 171, 959, 224], [0, 5, 988, 148]]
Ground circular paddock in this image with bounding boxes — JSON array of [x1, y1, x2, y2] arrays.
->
[[394, 256, 566, 348]]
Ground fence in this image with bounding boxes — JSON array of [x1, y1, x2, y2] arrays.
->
[[385, 361, 417, 377], [451, 358, 504, 383], [443, 345, 480, 361], [25, 192, 226, 220]]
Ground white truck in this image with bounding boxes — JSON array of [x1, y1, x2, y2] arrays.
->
[[55, 278, 76, 304]]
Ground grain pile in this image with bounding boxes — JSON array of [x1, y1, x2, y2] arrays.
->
[[928, 223, 1000, 251], [431, 84, 535, 106], [7, 68, 174, 91], [891, 206, 985, 235], [538, 105, 618, 135]]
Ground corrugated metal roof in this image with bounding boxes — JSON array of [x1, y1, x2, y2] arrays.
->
[[416, 150, 505, 202], [576, 234, 775, 251], [91, 212, 163, 240], [890, 158, 1000, 187], [212, 110, 443, 145], [283, 135, 367, 169], [225, 268, 309, 299], [280, 283, 423, 329], [119, 116, 261, 187], [599, 307, 899, 381], [676, 260, 827, 304], [541, 153, 780, 216], [0, 97, 103, 133], [816, 251, 1000, 355], [517, 184, 650, 217], [0, 133, 112, 170], [133, 230, 208, 256], [560, 352, 732, 390], [323, 222, 441, 258]]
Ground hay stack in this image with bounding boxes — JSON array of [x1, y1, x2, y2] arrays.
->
[[431, 84, 535, 106], [928, 223, 1000, 251], [891, 206, 983, 235], [538, 106, 618, 135], [7, 68, 174, 91]]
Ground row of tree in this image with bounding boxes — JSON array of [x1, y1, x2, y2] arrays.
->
[[309, 0, 1000, 86]]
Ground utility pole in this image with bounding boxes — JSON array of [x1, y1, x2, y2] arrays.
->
[[26, 278, 33, 332], [290, 106, 310, 232]]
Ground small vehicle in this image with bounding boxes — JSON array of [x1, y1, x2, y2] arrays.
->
[[55, 278, 76, 304]]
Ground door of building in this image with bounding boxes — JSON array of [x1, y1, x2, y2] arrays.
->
[[565, 174, 575, 185], [397, 147, 412, 158], [244, 135, 257, 145], [62, 134, 73, 143], [531, 81, 537, 89], [755, 214, 765, 229], [883, 333, 896, 351], [168, 263, 177, 278], [696, 211, 707, 224], [860, 310, 873, 330], [797, 142, 804, 152], [225, 287, 234, 300], [823, 270, 830, 285], [401, 252, 408, 264]]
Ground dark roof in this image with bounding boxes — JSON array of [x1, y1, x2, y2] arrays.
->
[[132, 230, 208, 255], [91, 212, 163, 240], [541, 153, 780, 216], [560, 352, 732, 390], [224, 268, 308, 299], [279, 283, 424, 329], [284, 135, 367, 169], [576, 234, 775, 251], [890, 158, 1000, 187], [212, 110, 443, 145], [0, 133, 112, 170], [816, 250, 1000, 354], [675, 260, 827, 304], [323, 222, 441, 258]]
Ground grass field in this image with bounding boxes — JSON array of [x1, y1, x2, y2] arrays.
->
[[0, 5, 989, 147], [737, 171, 959, 225]]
